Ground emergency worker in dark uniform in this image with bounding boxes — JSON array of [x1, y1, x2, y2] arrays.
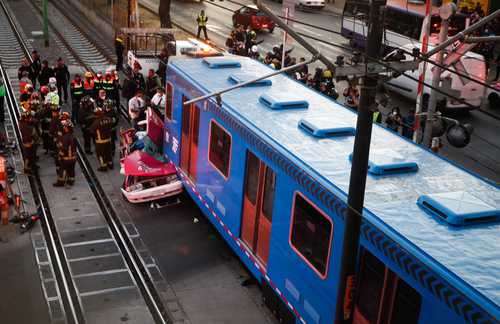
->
[[103, 71, 115, 100], [19, 110, 38, 174], [78, 96, 95, 154], [53, 120, 77, 187], [49, 105, 61, 159], [38, 98, 52, 154], [103, 99, 118, 157], [70, 73, 84, 123], [90, 107, 113, 171]]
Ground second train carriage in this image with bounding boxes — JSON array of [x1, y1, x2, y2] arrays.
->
[[161, 55, 500, 324]]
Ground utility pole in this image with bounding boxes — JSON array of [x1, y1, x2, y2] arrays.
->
[[422, 4, 454, 147], [42, 0, 49, 47], [128, 0, 139, 28], [413, 0, 431, 143], [335, 0, 386, 322]]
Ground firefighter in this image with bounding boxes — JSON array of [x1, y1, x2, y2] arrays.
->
[[90, 107, 114, 171], [83, 71, 95, 98], [78, 95, 95, 154], [95, 89, 107, 109], [70, 73, 84, 123], [49, 104, 61, 158], [115, 34, 124, 71], [103, 71, 115, 101], [19, 110, 38, 174], [196, 10, 208, 40], [103, 99, 118, 157], [38, 97, 52, 154], [20, 83, 34, 111], [53, 120, 76, 187], [94, 71, 105, 95]]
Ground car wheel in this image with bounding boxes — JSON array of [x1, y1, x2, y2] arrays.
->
[[489, 92, 499, 109]]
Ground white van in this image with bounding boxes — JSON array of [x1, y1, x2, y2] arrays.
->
[[383, 44, 487, 112], [296, 0, 325, 10]]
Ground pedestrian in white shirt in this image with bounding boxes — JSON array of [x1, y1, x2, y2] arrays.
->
[[128, 89, 145, 130], [151, 87, 166, 108]]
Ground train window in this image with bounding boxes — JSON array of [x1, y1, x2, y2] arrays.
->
[[166, 82, 173, 120], [209, 120, 232, 178], [355, 250, 385, 323], [261, 168, 276, 221], [390, 279, 421, 324], [290, 193, 333, 278]]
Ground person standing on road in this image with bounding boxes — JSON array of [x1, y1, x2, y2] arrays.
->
[[53, 120, 76, 187], [343, 79, 360, 110], [83, 71, 95, 99], [90, 107, 114, 171], [19, 110, 38, 175], [0, 77, 5, 123], [70, 73, 84, 123], [30, 50, 42, 88], [128, 89, 145, 130], [38, 60, 54, 87], [146, 69, 162, 99], [115, 34, 124, 71], [78, 96, 95, 155], [196, 10, 208, 40], [54, 58, 70, 104], [157, 48, 169, 87]]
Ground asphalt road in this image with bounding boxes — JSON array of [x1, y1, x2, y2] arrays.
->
[[141, 0, 500, 183]]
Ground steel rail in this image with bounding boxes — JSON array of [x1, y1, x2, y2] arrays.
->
[[0, 1, 83, 323], [2, 1, 171, 322]]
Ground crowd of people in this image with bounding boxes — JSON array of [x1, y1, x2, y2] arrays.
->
[[15, 51, 123, 187]]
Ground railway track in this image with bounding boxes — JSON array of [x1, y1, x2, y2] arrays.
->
[[0, 1, 172, 323]]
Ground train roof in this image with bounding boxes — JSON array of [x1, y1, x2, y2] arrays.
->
[[168, 56, 500, 316]]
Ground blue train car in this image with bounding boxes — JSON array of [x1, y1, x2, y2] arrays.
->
[[162, 56, 500, 324]]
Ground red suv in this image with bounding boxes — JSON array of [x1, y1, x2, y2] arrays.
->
[[232, 5, 275, 33]]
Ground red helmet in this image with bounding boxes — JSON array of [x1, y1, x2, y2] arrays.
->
[[40, 86, 49, 95]]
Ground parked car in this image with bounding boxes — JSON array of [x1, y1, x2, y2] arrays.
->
[[232, 5, 275, 32], [296, 0, 325, 9]]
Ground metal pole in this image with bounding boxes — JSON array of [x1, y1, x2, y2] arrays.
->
[[413, 0, 431, 143], [422, 18, 449, 147], [281, 8, 289, 70], [335, 0, 386, 323], [465, 35, 500, 43], [43, 0, 49, 47]]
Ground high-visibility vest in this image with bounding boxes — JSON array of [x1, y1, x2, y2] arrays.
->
[[71, 81, 84, 97], [46, 92, 60, 106], [197, 14, 207, 27]]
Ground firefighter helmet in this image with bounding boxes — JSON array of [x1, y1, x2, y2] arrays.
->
[[59, 112, 71, 121], [40, 86, 49, 95]]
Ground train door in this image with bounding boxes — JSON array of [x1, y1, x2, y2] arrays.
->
[[180, 96, 200, 181], [240, 151, 276, 265]]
